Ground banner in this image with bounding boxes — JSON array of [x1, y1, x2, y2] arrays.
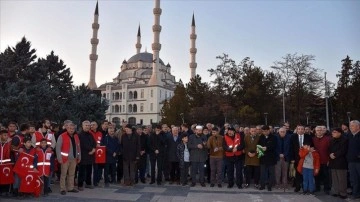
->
[[0, 163, 14, 184], [13, 152, 35, 178], [95, 146, 106, 164], [19, 169, 43, 197]]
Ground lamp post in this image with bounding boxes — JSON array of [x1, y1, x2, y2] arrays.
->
[[264, 112, 268, 125], [179, 113, 184, 124], [347, 112, 351, 123], [305, 112, 310, 125]]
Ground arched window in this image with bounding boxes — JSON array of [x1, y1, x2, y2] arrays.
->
[[112, 93, 115, 100], [133, 91, 138, 99], [128, 117, 136, 125], [115, 92, 120, 100], [119, 105, 121, 113], [102, 93, 106, 98], [128, 104, 133, 113], [112, 106, 115, 113], [120, 92, 122, 100], [115, 105, 119, 113], [129, 91, 133, 100], [133, 104, 137, 113]]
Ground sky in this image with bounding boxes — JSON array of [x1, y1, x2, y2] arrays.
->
[[1, 0, 359, 86]]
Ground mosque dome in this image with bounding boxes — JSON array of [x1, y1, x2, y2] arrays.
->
[[127, 52, 165, 65]]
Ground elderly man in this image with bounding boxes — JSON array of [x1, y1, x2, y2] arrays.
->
[[313, 126, 331, 194], [244, 127, 260, 188], [56, 122, 81, 195], [275, 127, 291, 189], [189, 125, 208, 187], [121, 124, 140, 186], [347, 120, 360, 200], [167, 126, 182, 184]]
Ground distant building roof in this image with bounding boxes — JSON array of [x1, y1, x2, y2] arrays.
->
[[127, 52, 165, 65]]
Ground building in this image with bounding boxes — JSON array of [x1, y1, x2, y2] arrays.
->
[[88, 0, 197, 126]]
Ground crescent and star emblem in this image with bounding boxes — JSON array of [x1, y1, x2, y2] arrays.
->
[[2, 167, 10, 176], [21, 157, 29, 167], [25, 174, 34, 185], [97, 148, 103, 157], [36, 179, 41, 188]]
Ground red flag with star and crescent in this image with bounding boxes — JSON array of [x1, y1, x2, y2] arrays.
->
[[13, 152, 35, 178], [0, 163, 14, 184], [95, 146, 106, 164], [19, 169, 43, 197]]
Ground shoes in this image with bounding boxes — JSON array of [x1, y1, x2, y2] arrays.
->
[[254, 184, 260, 189], [60, 191, 66, 195], [68, 189, 79, 193], [141, 179, 146, 183], [150, 181, 155, 185], [78, 187, 84, 191], [157, 182, 161, 185], [85, 185, 94, 189], [227, 184, 234, 189], [237, 185, 243, 189], [191, 183, 196, 187], [200, 183, 206, 187], [267, 187, 272, 191], [259, 186, 265, 190], [105, 183, 110, 188], [47, 187, 52, 193], [169, 181, 174, 185], [331, 194, 338, 197], [294, 188, 300, 192], [182, 183, 187, 186], [210, 184, 215, 187], [244, 184, 249, 188], [94, 183, 99, 187], [303, 191, 308, 195]]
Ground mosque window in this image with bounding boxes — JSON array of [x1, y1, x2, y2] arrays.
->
[[119, 105, 122, 112], [133, 104, 137, 113], [140, 103, 144, 112], [115, 105, 119, 113], [141, 89, 144, 98], [115, 92, 120, 100], [128, 104, 133, 113], [120, 92, 122, 100], [129, 91, 133, 99], [112, 106, 115, 113], [134, 91, 138, 99]]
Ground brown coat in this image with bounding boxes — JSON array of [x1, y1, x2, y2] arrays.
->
[[244, 134, 260, 166], [206, 134, 224, 158]]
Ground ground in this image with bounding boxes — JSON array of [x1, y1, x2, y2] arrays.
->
[[1, 181, 355, 202]]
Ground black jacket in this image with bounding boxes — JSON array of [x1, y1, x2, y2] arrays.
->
[[329, 136, 348, 169], [148, 132, 167, 157], [167, 133, 182, 162], [79, 131, 96, 165], [258, 134, 277, 166], [289, 133, 312, 163], [121, 133, 140, 162], [347, 132, 360, 163]]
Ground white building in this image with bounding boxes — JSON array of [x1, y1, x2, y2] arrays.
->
[[89, 0, 198, 125]]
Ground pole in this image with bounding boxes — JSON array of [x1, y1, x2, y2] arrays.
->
[[264, 112, 268, 125], [325, 72, 330, 130], [282, 90, 286, 123]]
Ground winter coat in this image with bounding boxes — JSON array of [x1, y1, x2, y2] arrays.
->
[[121, 133, 140, 162], [244, 134, 260, 166], [297, 148, 320, 175], [188, 134, 208, 163], [78, 131, 96, 165], [167, 133, 182, 162], [148, 132, 167, 157], [276, 133, 292, 162], [258, 134, 277, 166], [328, 136, 348, 169]]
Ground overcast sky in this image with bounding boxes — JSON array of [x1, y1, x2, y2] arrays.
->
[[1, 0, 359, 86]]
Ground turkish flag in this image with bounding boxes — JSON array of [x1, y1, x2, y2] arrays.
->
[[95, 146, 106, 164], [13, 152, 35, 178], [0, 163, 14, 184], [19, 170, 43, 197]]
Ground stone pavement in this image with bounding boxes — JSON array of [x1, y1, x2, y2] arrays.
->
[[0, 182, 355, 202]]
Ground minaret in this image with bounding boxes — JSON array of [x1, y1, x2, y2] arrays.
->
[[136, 24, 142, 54], [190, 13, 197, 79], [148, 0, 162, 86], [88, 1, 99, 90]]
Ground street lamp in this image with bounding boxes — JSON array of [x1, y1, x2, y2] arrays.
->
[[179, 113, 185, 124], [305, 112, 310, 125], [347, 112, 351, 123], [264, 112, 268, 125]]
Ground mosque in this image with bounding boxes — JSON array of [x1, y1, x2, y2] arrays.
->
[[87, 0, 198, 125]]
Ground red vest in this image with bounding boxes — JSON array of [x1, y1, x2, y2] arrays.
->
[[224, 134, 242, 157], [33, 131, 53, 147], [36, 148, 52, 176], [60, 132, 80, 163], [0, 140, 11, 164], [90, 130, 103, 145]]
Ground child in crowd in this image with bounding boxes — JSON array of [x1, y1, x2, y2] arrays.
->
[[297, 141, 320, 195], [177, 134, 190, 186], [35, 138, 54, 196]]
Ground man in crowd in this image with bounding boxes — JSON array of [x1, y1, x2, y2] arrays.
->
[[90, 121, 104, 187], [258, 125, 277, 191], [167, 126, 181, 184], [189, 125, 208, 187], [207, 127, 224, 188], [148, 125, 166, 185], [121, 124, 140, 186], [290, 125, 313, 192], [244, 127, 260, 188], [56, 122, 81, 195], [78, 121, 96, 190], [275, 127, 291, 189], [135, 126, 147, 184], [223, 126, 244, 189], [313, 125, 331, 194], [347, 120, 360, 200]]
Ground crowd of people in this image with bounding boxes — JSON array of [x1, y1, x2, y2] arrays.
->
[[0, 119, 359, 200]]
